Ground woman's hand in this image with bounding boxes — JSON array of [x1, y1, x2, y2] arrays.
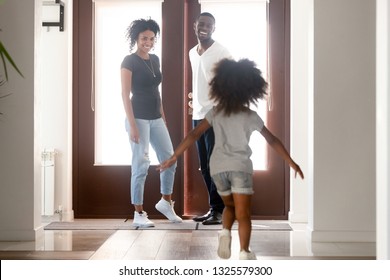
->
[[130, 126, 140, 144]]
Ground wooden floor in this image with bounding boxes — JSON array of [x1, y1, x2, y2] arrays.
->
[[0, 220, 376, 260]]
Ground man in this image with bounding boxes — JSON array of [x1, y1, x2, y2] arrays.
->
[[189, 12, 231, 225]]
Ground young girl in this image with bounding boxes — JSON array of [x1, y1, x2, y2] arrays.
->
[[158, 58, 304, 259]]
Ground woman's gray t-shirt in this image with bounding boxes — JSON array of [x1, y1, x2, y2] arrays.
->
[[121, 53, 162, 120]]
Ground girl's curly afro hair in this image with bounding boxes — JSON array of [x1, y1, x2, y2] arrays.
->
[[209, 58, 268, 116]]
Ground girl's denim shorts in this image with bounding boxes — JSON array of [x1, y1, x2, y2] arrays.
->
[[212, 171, 254, 196]]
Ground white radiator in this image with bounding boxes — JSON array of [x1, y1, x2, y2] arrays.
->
[[41, 149, 56, 216]]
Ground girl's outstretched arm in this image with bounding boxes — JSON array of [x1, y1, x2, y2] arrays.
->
[[157, 119, 211, 172], [260, 126, 304, 179]]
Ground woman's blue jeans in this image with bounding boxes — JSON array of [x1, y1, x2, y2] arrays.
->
[[126, 118, 176, 205]]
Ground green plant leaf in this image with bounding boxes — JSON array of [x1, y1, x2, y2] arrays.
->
[[0, 41, 24, 81]]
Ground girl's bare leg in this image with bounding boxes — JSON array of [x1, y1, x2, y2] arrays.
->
[[220, 194, 235, 230], [232, 193, 252, 252]]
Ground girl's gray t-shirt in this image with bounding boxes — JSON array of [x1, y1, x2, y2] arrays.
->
[[205, 108, 264, 175]]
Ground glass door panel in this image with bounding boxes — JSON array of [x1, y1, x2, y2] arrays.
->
[[94, 0, 162, 165], [200, 0, 269, 170]]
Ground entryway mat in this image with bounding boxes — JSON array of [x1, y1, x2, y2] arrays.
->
[[44, 219, 292, 231]]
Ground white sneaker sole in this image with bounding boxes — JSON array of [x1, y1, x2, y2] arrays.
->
[[217, 235, 231, 259], [133, 224, 154, 228], [133, 223, 155, 228], [239, 251, 257, 260]]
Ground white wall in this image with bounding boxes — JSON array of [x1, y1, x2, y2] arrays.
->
[[0, 0, 73, 241], [289, 0, 311, 223], [0, 0, 41, 240], [40, 0, 73, 221], [312, 0, 376, 242], [290, 0, 376, 243], [376, 0, 390, 260]]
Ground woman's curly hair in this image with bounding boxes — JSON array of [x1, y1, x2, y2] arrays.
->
[[209, 58, 268, 116], [125, 18, 160, 52]]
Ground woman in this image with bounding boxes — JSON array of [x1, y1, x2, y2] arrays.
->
[[121, 18, 182, 227]]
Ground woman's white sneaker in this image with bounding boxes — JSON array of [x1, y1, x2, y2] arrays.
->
[[133, 211, 154, 228], [155, 199, 183, 223]]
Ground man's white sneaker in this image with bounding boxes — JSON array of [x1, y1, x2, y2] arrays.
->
[[239, 250, 257, 260], [133, 211, 154, 228], [155, 199, 183, 223], [217, 229, 232, 259]]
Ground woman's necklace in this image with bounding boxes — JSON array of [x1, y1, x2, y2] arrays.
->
[[139, 55, 156, 77]]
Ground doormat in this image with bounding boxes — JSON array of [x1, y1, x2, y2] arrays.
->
[[44, 219, 292, 231]]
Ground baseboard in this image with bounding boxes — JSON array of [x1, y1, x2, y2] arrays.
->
[[63, 210, 74, 222], [308, 228, 376, 242], [288, 211, 308, 223], [0, 225, 44, 242]]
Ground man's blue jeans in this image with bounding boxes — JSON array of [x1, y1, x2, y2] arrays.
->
[[193, 119, 224, 213]]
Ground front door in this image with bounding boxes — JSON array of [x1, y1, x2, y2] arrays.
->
[[73, 0, 290, 219]]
